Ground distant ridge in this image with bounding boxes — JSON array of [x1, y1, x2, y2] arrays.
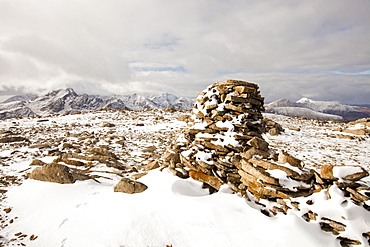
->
[[0, 88, 194, 120], [265, 98, 369, 122]]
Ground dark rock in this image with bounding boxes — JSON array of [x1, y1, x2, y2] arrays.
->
[[0, 136, 29, 143]]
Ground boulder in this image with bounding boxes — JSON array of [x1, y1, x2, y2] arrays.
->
[[114, 178, 148, 194], [29, 163, 75, 184]]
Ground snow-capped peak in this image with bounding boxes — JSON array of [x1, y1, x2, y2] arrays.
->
[[296, 97, 315, 104], [0, 88, 195, 119]]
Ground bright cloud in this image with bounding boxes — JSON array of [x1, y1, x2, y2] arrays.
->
[[0, 0, 369, 104]]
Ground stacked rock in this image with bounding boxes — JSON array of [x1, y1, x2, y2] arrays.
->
[[162, 80, 316, 201]]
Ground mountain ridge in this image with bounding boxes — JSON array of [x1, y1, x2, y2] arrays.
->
[[0, 88, 194, 120], [265, 98, 369, 122]]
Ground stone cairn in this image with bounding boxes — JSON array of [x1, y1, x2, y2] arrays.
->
[[162, 79, 316, 199], [161, 80, 370, 244]]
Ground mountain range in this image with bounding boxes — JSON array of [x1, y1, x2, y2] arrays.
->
[[1, 88, 369, 122], [265, 98, 369, 122], [0, 88, 194, 120]]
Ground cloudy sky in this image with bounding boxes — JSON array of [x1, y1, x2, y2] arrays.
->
[[0, 0, 369, 104]]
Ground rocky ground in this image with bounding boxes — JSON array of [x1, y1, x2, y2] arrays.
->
[[0, 108, 369, 246], [0, 108, 187, 246]]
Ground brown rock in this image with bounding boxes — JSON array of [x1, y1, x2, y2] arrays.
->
[[3, 208, 12, 213], [213, 80, 259, 88], [320, 165, 368, 181], [240, 147, 270, 160], [320, 217, 346, 235], [114, 178, 148, 194], [142, 160, 160, 171], [169, 167, 189, 179], [302, 210, 318, 222], [86, 148, 118, 159], [233, 86, 256, 94], [249, 158, 313, 181], [162, 150, 181, 166], [239, 173, 290, 200], [312, 169, 325, 184], [320, 165, 336, 180], [29, 163, 75, 184], [202, 141, 229, 152], [342, 167, 368, 181], [189, 170, 223, 190], [336, 236, 361, 246], [278, 150, 303, 169], [61, 157, 85, 166], [240, 160, 280, 186], [29, 159, 47, 166], [130, 172, 148, 180], [224, 104, 245, 113], [338, 134, 354, 139], [0, 136, 29, 143], [101, 122, 115, 127], [267, 128, 278, 135], [346, 187, 369, 202], [247, 137, 269, 151], [29, 144, 51, 149], [343, 129, 367, 135]]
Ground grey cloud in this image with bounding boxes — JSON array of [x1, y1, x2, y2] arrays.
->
[[0, 0, 369, 104]]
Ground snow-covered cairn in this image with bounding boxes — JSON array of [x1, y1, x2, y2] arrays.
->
[[162, 80, 314, 199], [160, 80, 370, 244], [162, 80, 369, 212]]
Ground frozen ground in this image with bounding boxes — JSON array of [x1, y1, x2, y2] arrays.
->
[[0, 110, 369, 246]]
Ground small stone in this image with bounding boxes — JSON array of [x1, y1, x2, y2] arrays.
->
[[189, 170, 223, 190], [336, 236, 361, 246], [30, 235, 38, 241], [130, 172, 148, 180], [3, 208, 12, 213], [141, 160, 160, 171]]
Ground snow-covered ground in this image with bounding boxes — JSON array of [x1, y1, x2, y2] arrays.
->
[[0, 110, 369, 246]]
